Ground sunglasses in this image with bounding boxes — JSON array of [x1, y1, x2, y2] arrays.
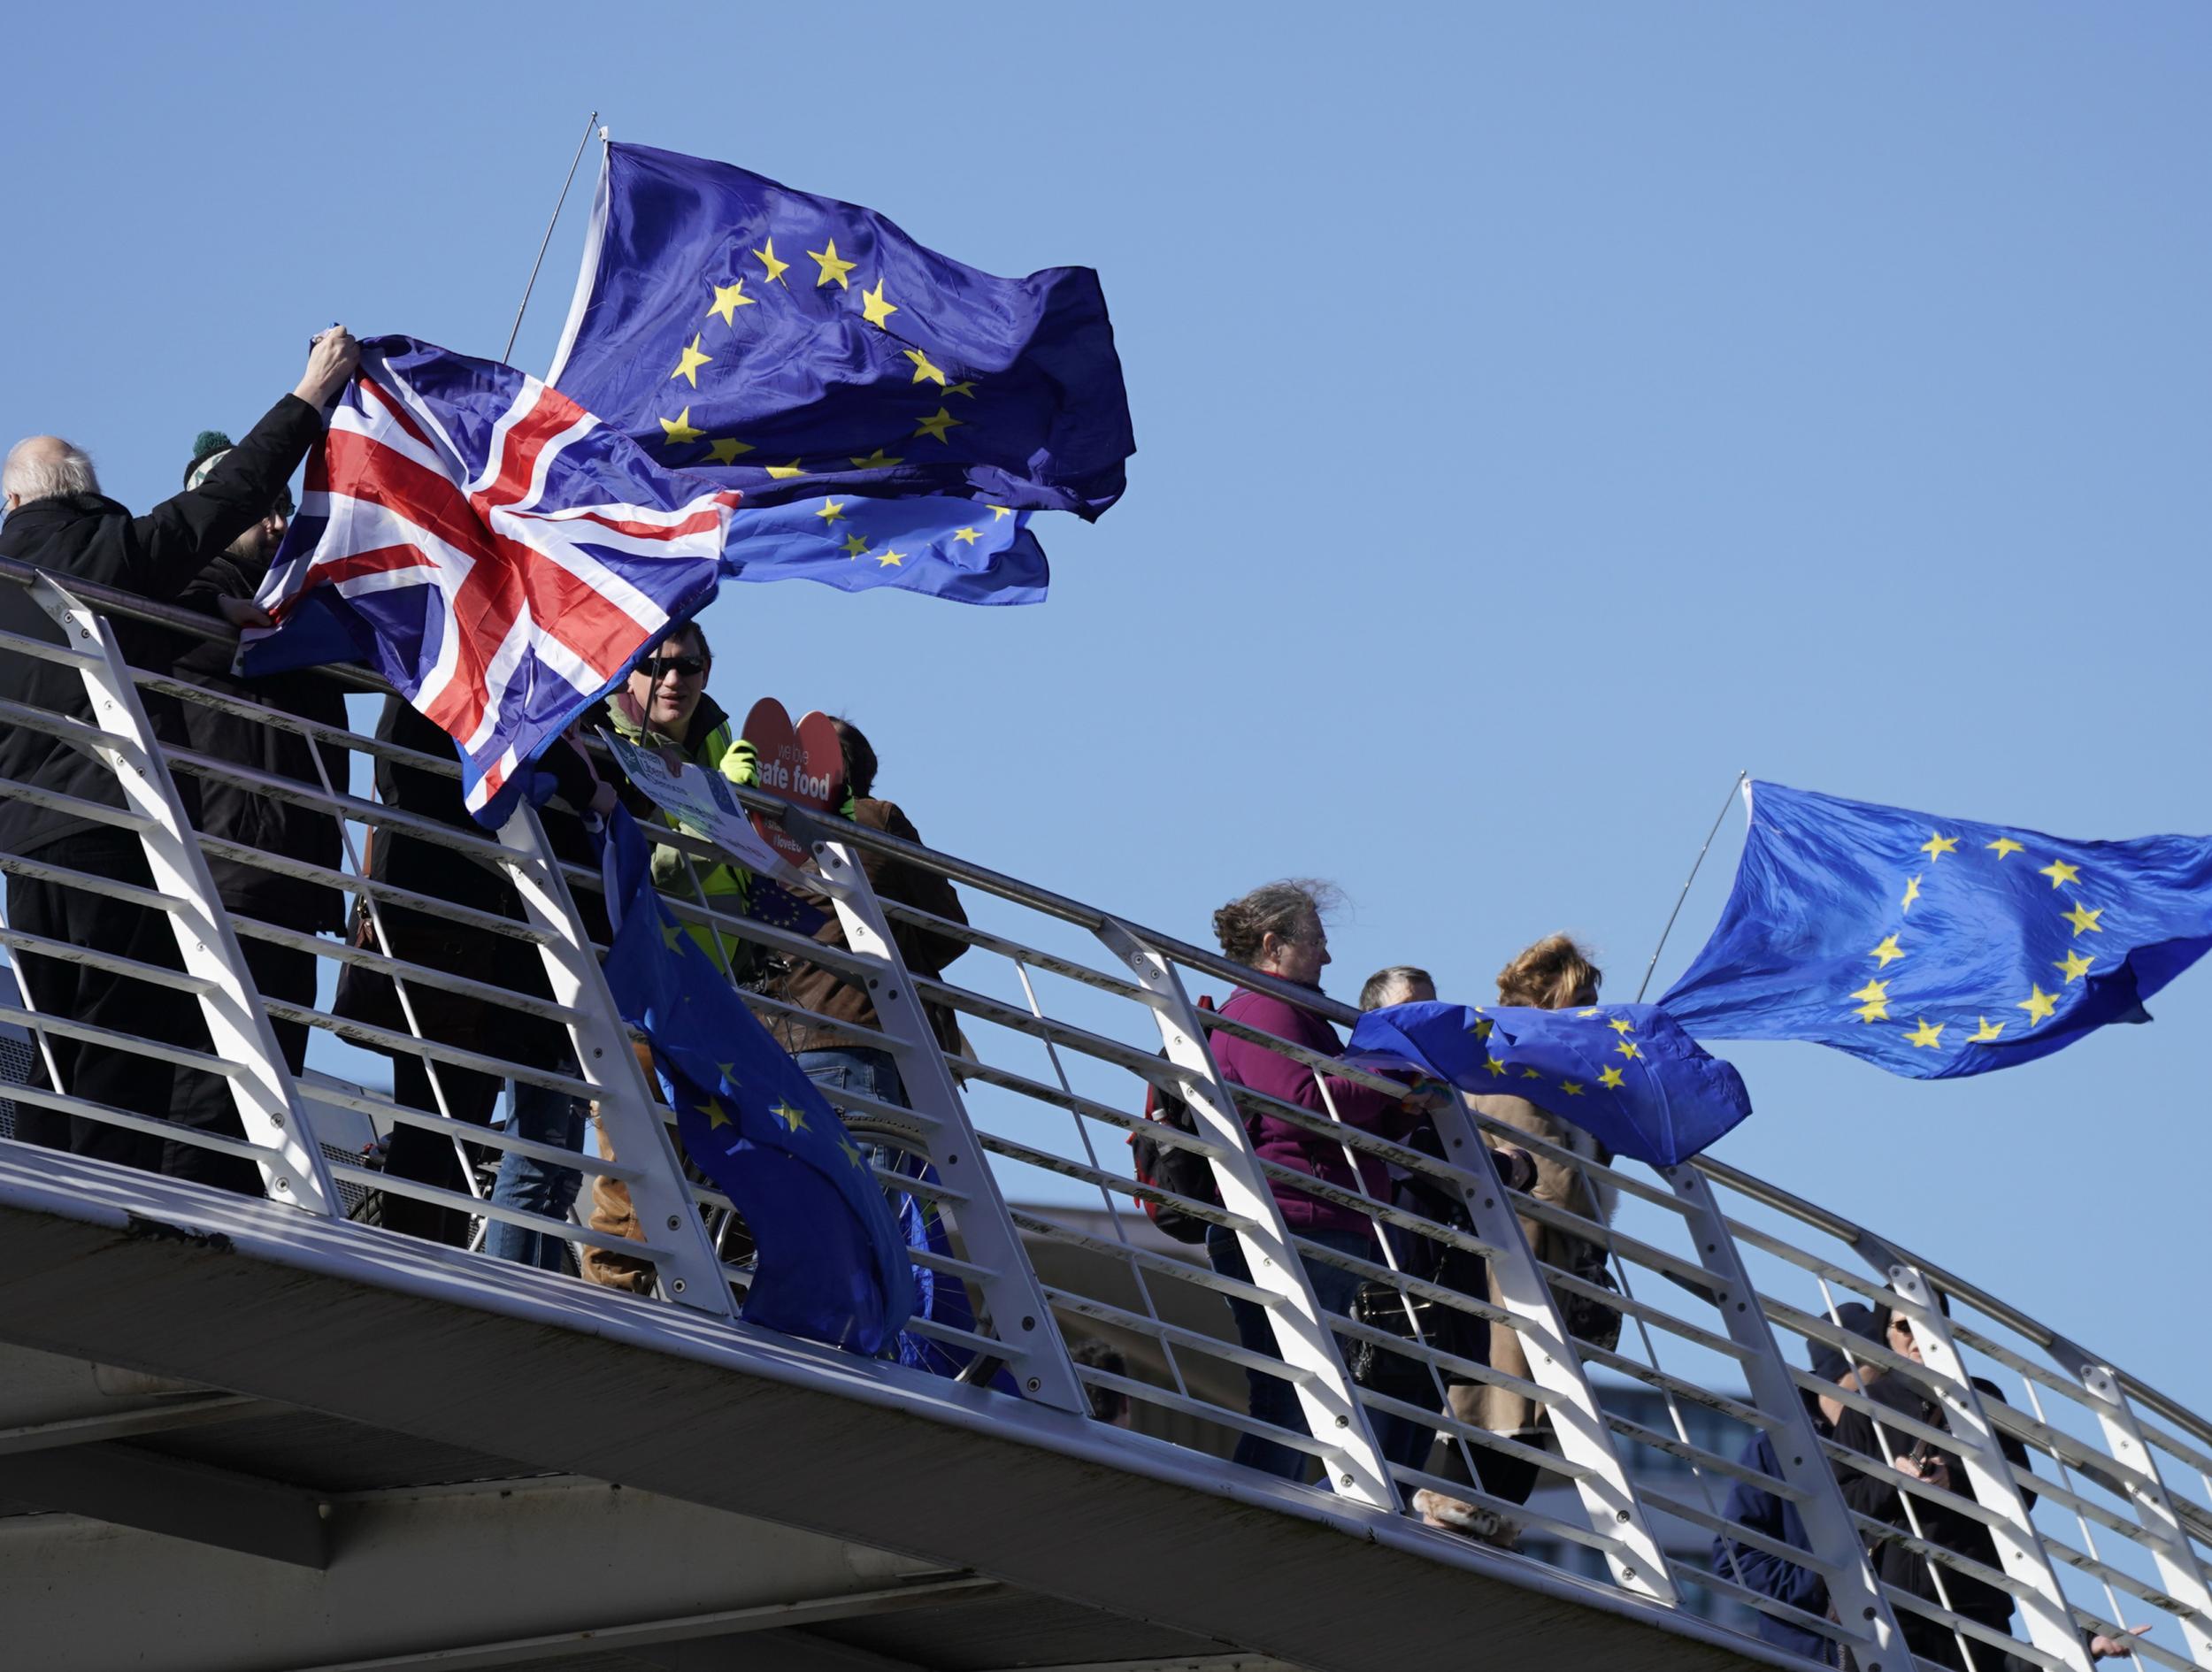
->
[[637, 655, 706, 679]]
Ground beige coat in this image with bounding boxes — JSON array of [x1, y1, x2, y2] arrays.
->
[[1456, 1093, 1613, 1440]]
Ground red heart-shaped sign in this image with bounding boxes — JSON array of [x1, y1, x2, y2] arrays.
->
[[741, 698, 848, 866]]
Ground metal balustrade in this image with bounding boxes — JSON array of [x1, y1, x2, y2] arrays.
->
[[0, 556, 2208, 1672]]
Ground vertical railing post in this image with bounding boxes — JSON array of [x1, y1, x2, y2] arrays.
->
[[36, 577, 334, 1214], [1436, 1099, 1678, 1603], [808, 832, 1087, 1413], [1885, 1262, 2098, 1672], [1669, 1164, 1907, 1663], [2066, 1361, 2212, 1665], [496, 808, 734, 1315], [1094, 918, 1394, 1509]]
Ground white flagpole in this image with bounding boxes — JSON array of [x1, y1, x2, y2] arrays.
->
[[1634, 770, 1750, 1002], [502, 111, 601, 364]]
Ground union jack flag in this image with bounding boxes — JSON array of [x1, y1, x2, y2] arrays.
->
[[247, 336, 738, 825]]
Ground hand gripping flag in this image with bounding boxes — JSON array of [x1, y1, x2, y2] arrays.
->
[[1661, 780, 2212, 1078], [598, 806, 914, 1353], [1346, 1001, 1752, 1167], [244, 336, 737, 826]]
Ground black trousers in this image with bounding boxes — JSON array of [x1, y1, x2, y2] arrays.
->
[[6, 835, 251, 1190], [165, 931, 319, 1197]]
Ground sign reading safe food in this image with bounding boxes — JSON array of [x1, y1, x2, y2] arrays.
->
[[741, 698, 847, 868], [595, 726, 795, 880]]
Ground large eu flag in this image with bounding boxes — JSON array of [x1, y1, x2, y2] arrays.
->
[[1346, 1001, 1752, 1167], [1661, 780, 2212, 1079], [598, 808, 914, 1352], [549, 142, 1133, 523]]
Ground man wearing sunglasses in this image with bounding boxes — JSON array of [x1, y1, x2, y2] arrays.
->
[[577, 620, 759, 1292]]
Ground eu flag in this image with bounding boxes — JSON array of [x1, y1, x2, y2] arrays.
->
[[549, 142, 1134, 523], [1661, 780, 2212, 1079], [598, 807, 914, 1352], [1346, 1001, 1752, 1167]]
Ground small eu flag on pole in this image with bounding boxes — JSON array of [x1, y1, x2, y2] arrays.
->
[[1346, 1001, 1752, 1167], [1661, 780, 2212, 1079], [598, 807, 913, 1352]]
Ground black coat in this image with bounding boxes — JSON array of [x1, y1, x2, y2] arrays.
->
[[1832, 1370, 2037, 1628], [165, 552, 349, 932], [0, 395, 324, 859]]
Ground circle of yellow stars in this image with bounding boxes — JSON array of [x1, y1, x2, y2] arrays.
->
[[652, 231, 991, 491], [1846, 831, 2108, 1055]]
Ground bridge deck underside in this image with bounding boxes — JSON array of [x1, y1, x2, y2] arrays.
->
[[0, 1149, 1780, 1672]]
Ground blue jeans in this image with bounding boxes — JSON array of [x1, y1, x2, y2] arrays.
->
[[795, 1047, 908, 1174], [1207, 1222, 1425, 1483], [483, 1079, 587, 1270]]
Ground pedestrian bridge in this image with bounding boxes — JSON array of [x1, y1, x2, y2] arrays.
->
[[1, 561, 2207, 1672]]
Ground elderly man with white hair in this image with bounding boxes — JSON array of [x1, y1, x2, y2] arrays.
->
[[0, 328, 357, 1187]]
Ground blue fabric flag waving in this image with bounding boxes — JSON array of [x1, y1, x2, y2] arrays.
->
[[549, 142, 1134, 524], [1346, 1001, 1753, 1167], [1661, 780, 2212, 1079], [598, 807, 914, 1352]]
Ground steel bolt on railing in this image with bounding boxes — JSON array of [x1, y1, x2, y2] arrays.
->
[[0, 556, 2208, 1672]]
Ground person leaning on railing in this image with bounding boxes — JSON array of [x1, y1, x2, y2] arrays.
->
[[126, 428, 351, 1198], [1201, 881, 1442, 1484], [1414, 933, 1620, 1530], [0, 327, 357, 1185], [573, 621, 758, 1292]]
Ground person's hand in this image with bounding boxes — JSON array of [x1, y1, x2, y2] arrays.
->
[[295, 326, 361, 407], [2089, 1626, 2151, 1660], [1399, 1078, 1452, 1115], [216, 594, 273, 630], [588, 778, 618, 818], [1892, 1453, 1953, 1492]]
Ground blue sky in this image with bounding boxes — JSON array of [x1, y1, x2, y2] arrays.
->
[[4, 5, 2208, 1399]]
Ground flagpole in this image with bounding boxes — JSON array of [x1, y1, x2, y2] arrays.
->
[[1634, 771, 1750, 1002], [502, 111, 601, 364]]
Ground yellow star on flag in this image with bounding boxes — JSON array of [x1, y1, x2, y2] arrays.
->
[[764, 461, 807, 479], [1599, 1066, 1625, 1090], [2062, 902, 2104, 936], [987, 503, 1013, 519], [875, 548, 907, 568], [1470, 1016, 1494, 1040], [1608, 1017, 1635, 1035], [1850, 978, 1891, 1023], [850, 449, 902, 469], [715, 1062, 741, 1085], [707, 280, 755, 326], [1482, 1055, 1508, 1078], [1901, 875, 1922, 913], [839, 1138, 867, 1169], [903, 348, 946, 386], [1576, 1008, 1601, 1018], [658, 406, 703, 448], [1920, 832, 1959, 863], [658, 918, 687, 955], [808, 239, 856, 288], [770, 1099, 810, 1133], [1903, 1017, 1945, 1049], [1615, 1041, 1640, 1061], [754, 239, 789, 285], [1520, 1067, 1544, 1080], [670, 334, 712, 387], [1560, 1080, 1586, 1097], [1967, 1016, 2005, 1043], [702, 1098, 733, 1130], [951, 526, 980, 545], [2017, 984, 2058, 1026], [2054, 947, 2096, 984], [706, 438, 753, 464], [841, 534, 871, 559], [944, 380, 977, 398], [816, 498, 848, 525], [2039, 859, 2081, 889], [913, 407, 964, 443], [859, 277, 898, 329], [1870, 934, 1905, 968], [1987, 838, 2024, 860]]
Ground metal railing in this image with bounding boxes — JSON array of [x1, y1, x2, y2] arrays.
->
[[1, 556, 2207, 1672]]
